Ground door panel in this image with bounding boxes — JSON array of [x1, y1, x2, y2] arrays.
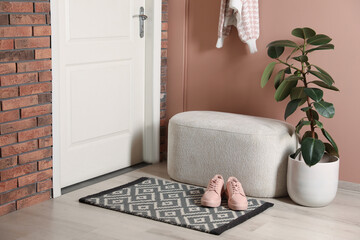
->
[[59, 0, 145, 187]]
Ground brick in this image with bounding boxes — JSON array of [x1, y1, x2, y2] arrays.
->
[[0, 118, 37, 134], [20, 82, 51, 96], [38, 159, 52, 170], [38, 71, 52, 82], [38, 93, 51, 104], [0, 63, 16, 75], [1, 95, 38, 111], [18, 126, 51, 142], [0, 2, 33, 13], [38, 137, 52, 148], [1, 140, 38, 158], [33, 26, 51, 36], [0, 14, 9, 25], [0, 86, 18, 99], [0, 39, 14, 50], [37, 179, 52, 192], [0, 156, 17, 170], [0, 163, 36, 181], [0, 202, 16, 217], [0, 133, 17, 146], [0, 73, 38, 86], [162, 22, 168, 31], [0, 110, 20, 123], [0, 184, 36, 205], [161, 40, 168, 48], [37, 114, 51, 126], [161, 31, 168, 39], [10, 14, 46, 25], [46, 14, 50, 24], [15, 37, 50, 49], [35, 48, 51, 59], [17, 60, 52, 72], [0, 179, 17, 193], [19, 148, 52, 164], [161, 49, 167, 58], [35, 2, 50, 13], [16, 190, 50, 209], [0, 26, 32, 37], [0, 50, 34, 63], [18, 169, 52, 187], [21, 104, 51, 118]]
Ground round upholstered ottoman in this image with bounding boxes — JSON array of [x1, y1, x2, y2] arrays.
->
[[167, 111, 297, 197]]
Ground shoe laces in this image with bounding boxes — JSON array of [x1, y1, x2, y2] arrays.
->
[[231, 181, 244, 196], [208, 179, 219, 192]]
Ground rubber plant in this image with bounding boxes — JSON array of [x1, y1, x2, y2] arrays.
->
[[261, 27, 339, 167]]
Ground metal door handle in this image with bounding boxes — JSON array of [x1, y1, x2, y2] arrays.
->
[[133, 7, 147, 38]]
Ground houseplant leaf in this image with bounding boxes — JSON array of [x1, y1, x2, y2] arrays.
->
[[284, 99, 302, 120], [306, 109, 319, 120], [292, 55, 308, 62], [312, 65, 334, 83], [307, 34, 332, 45], [268, 46, 284, 59], [261, 62, 277, 88], [308, 71, 333, 86], [267, 40, 298, 48], [274, 79, 298, 102], [324, 143, 339, 157], [301, 138, 325, 166], [290, 87, 306, 100], [303, 131, 318, 139], [284, 67, 291, 74], [295, 120, 311, 134], [290, 148, 302, 159], [301, 106, 312, 112], [284, 75, 303, 82], [314, 101, 335, 118], [306, 44, 334, 53], [321, 129, 339, 154], [314, 120, 323, 128], [274, 69, 285, 89], [291, 27, 316, 39], [304, 88, 323, 102], [311, 81, 339, 91]]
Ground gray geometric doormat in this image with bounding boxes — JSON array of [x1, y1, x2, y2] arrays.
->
[[79, 177, 274, 235]]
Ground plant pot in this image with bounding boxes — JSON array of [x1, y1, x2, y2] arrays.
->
[[287, 154, 339, 207]]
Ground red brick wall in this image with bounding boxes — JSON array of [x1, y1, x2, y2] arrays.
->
[[0, 0, 52, 216], [160, 0, 168, 161]]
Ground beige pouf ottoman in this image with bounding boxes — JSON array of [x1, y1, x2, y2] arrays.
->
[[167, 111, 297, 197]]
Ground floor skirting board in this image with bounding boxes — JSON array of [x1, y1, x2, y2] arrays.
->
[[338, 181, 360, 192]]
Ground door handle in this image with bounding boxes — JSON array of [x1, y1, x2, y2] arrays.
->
[[134, 7, 147, 38]]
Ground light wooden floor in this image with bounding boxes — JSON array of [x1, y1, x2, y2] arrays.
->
[[0, 162, 359, 240]]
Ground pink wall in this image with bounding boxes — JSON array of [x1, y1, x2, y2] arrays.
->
[[167, 0, 360, 183]]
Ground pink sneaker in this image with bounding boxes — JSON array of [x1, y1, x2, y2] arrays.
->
[[201, 175, 224, 207], [226, 177, 248, 211]]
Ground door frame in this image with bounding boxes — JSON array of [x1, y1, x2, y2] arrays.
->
[[51, 0, 162, 197]]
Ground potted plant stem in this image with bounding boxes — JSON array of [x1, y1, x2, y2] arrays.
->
[[261, 27, 340, 207]]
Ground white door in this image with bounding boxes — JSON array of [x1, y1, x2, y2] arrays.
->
[[58, 0, 146, 187]]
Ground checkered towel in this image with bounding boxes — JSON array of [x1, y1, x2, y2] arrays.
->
[[216, 0, 259, 53]]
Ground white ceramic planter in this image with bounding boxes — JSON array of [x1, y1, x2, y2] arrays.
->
[[287, 154, 339, 207]]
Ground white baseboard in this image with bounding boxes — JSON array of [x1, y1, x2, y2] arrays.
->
[[339, 181, 360, 192]]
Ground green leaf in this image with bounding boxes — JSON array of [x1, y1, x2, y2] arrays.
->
[[306, 109, 319, 121], [268, 46, 285, 59], [303, 131, 318, 140], [315, 120, 323, 128], [267, 40, 299, 48], [307, 34, 332, 45], [290, 148, 302, 159], [284, 99, 301, 120], [314, 101, 335, 118], [301, 138, 325, 166], [304, 88, 323, 102], [290, 87, 306, 100], [308, 70, 333, 86], [286, 48, 300, 61], [296, 120, 311, 134], [324, 143, 339, 158], [291, 27, 316, 39], [261, 62, 277, 88], [284, 67, 291, 74], [274, 69, 285, 89], [306, 44, 334, 53], [321, 129, 339, 154], [274, 79, 298, 102], [301, 106, 312, 112], [284, 75, 303, 82], [312, 65, 334, 83], [292, 55, 308, 62], [311, 81, 339, 91]]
